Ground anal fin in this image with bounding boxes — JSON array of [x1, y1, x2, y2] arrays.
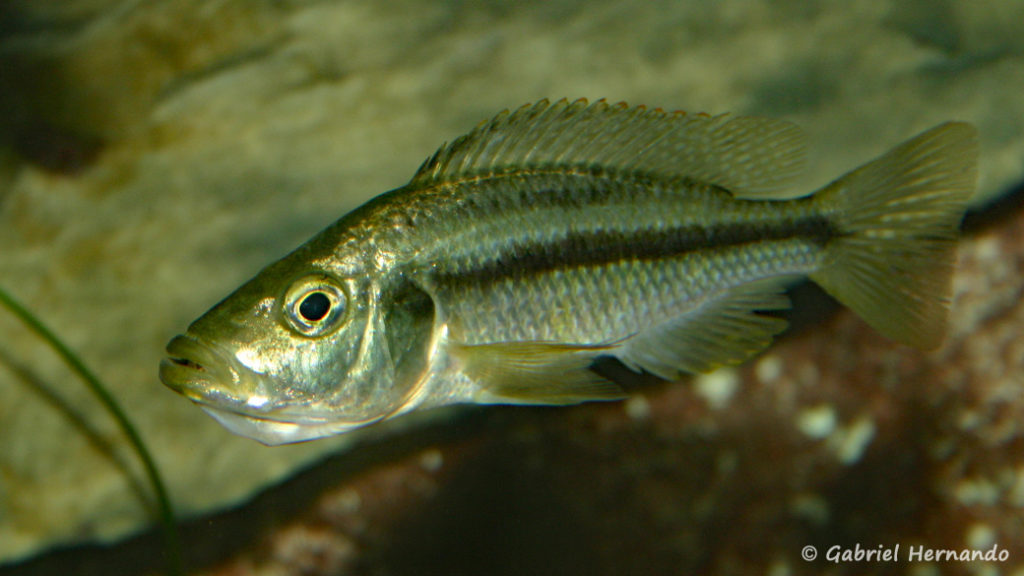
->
[[618, 276, 797, 380], [452, 341, 625, 406]]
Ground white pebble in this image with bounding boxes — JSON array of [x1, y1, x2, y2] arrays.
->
[[830, 416, 875, 465], [624, 394, 651, 421], [755, 355, 782, 383], [694, 367, 738, 410], [965, 522, 995, 549], [796, 405, 836, 440]]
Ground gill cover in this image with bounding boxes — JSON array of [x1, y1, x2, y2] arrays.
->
[[262, 276, 433, 440], [267, 277, 438, 444]]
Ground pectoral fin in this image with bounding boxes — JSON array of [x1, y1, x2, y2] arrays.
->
[[452, 341, 625, 405]]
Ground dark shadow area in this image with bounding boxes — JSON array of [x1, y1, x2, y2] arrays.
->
[[0, 5, 107, 176], [11, 121, 104, 175], [368, 392, 953, 575], [962, 178, 1024, 234], [372, 430, 604, 576]]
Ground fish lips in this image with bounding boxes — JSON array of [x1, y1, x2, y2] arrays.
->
[[160, 334, 380, 445], [160, 334, 281, 424], [160, 334, 247, 399]]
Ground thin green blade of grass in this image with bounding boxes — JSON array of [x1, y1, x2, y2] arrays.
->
[[0, 285, 182, 576]]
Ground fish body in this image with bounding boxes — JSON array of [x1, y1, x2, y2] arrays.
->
[[160, 98, 978, 445]]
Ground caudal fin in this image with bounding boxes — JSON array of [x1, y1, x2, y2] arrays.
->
[[810, 122, 978, 349]]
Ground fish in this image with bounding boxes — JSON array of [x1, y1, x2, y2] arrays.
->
[[159, 98, 978, 445]]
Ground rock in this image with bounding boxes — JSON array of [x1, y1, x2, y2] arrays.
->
[[1, 0, 1023, 567]]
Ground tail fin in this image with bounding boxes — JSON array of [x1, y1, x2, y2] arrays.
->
[[810, 122, 978, 349]]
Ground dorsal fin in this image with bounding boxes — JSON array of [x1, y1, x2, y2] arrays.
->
[[411, 98, 808, 198]]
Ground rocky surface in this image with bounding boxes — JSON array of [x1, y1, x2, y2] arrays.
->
[[1, 0, 1023, 569]]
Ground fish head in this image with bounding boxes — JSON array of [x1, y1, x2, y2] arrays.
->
[[160, 256, 428, 445]]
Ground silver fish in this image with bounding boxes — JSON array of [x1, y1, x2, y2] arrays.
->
[[160, 98, 978, 445]]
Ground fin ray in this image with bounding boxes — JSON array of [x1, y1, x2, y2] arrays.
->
[[412, 98, 808, 197], [810, 122, 978, 349]]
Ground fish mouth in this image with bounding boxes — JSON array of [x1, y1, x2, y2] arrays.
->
[[160, 334, 381, 445], [160, 334, 280, 419], [160, 334, 245, 398]]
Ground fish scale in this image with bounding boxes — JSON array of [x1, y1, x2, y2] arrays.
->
[[430, 226, 823, 347], [417, 171, 828, 344]]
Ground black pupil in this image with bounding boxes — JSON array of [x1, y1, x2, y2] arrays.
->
[[298, 291, 331, 322]]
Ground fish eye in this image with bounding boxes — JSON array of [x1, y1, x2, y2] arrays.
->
[[299, 291, 331, 322], [283, 275, 348, 337]]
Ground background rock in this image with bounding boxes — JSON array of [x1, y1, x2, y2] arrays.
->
[[0, 0, 1022, 570]]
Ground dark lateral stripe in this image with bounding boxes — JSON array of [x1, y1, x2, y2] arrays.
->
[[442, 174, 671, 220], [437, 216, 838, 287]]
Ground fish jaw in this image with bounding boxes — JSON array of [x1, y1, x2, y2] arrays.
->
[[197, 405, 372, 445], [160, 334, 384, 445]]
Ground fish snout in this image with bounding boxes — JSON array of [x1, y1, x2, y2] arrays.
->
[[160, 334, 236, 395]]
